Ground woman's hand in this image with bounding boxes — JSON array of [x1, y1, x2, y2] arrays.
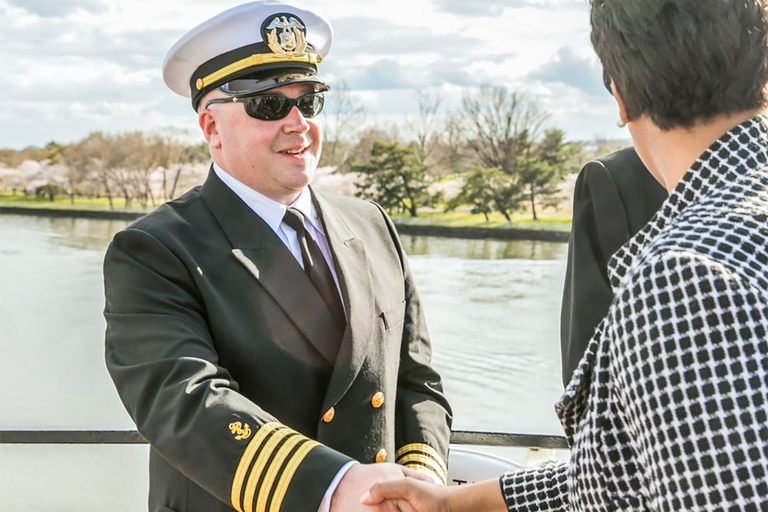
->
[[362, 476, 451, 512], [363, 476, 507, 512]]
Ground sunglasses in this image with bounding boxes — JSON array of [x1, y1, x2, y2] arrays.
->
[[204, 91, 325, 121]]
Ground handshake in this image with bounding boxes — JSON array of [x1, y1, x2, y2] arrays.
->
[[329, 462, 454, 512]]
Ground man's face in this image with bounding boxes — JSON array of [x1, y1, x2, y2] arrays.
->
[[200, 82, 323, 204]]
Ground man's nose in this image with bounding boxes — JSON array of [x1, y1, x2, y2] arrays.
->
[[282, 105, 310, 133]]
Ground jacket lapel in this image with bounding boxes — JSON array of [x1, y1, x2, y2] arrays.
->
[[200, 170, 343, 364], [312, 190, 376, 406]]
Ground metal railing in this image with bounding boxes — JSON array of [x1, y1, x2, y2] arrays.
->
[[0, 429, 568, 449]]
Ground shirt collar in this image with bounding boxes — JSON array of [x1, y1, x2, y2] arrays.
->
[[608, 114, 768, 290], [289, 186, 324, 234], [212, 162, 323, 234]]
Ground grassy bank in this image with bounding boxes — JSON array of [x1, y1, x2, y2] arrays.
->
[[392, 210, 571, 232], [0, 194, 150, 213], [0, 195, 572, 233]]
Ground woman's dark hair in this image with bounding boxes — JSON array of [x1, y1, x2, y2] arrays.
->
[[591, 0, 768, 130]]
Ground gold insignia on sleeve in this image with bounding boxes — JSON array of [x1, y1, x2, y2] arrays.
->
[[230, 422, 322, 512], [229, 421, 252, 441], [396, 443, 448, 486]]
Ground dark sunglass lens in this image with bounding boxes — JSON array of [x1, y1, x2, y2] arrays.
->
[[297, 94, 324, 118], [243, 92, 325, 120], [245, 95, 291, 120]]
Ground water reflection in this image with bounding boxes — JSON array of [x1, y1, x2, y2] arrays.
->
[[0, 213, 571, 511], [0, 214, 568, 436], [401, 234, 567, 261], [0, 214, 131, 253], [408, 254, 566, 434]]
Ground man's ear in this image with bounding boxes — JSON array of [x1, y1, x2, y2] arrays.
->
[[199, 108, 222, 149]]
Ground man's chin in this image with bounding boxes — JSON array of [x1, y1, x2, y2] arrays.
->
[[282, 170, 314, 192]]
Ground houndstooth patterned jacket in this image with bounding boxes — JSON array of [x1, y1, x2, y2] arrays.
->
[[500, 115, 768, 511]]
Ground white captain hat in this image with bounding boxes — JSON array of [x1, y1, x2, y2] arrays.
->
[[162, 1, 333, 110]]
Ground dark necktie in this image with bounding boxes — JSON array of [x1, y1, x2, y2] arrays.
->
[[282, 208, 346, 325]]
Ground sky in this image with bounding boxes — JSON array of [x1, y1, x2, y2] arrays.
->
[[0, 0, 627, 150]]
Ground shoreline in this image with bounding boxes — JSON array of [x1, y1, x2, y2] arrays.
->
[[0, 205, 570, 243]]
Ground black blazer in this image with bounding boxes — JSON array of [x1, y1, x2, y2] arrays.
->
[[560, 147, 667, 385], [104, 170, 452, 512]]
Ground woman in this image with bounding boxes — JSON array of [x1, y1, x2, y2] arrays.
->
[[365, 0, 768, 510]]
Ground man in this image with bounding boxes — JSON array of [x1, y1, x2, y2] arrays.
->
[[560, 146, 667, 385], [103, 3, 452, 512]]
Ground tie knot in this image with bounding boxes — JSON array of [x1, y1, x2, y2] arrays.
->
[[283, 207, 307, 233]]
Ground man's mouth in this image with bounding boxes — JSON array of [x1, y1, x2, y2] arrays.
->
[[281, 144, 309, 156]]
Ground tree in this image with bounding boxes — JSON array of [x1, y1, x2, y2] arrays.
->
[[153, 137, 208, 202], [320, 80, 366, 169], [58, 141, 98, 204], [43, 141, 64, 165], [79, 132, 133, 209], [167, 142, 209, 200], [460, 85, 549, 177], [24, 160, 67, 202], [448, 166, 524, 222], [454, 85, 552, 220], [517, 129, 581, 220], [409, 89, 443, 168], [351, 141, 436, 217], [121, 132, 168, 208], [443, 114, 465, 175], [346, 125, 401, 168]]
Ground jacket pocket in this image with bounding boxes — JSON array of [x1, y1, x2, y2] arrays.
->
[[380, 300, 406, 330]]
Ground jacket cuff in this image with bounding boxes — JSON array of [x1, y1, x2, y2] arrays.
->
[[499, 461, 568, 510], [230, 422, 353, 512], [395, 443, 448, 485]]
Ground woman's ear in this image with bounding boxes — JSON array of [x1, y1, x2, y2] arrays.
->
[[611, 81, 630, 127]]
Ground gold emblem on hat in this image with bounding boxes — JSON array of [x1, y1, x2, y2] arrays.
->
[[265, 15, 308, 56], [228, 421, 252, 441]]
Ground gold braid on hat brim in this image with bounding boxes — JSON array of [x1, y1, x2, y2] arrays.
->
[[195, 51, 323, 92]]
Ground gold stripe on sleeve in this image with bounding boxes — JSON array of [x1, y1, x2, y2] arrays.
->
[[401, 461, 446, 485], [255, 435, 305, 512], [397, 454, 447, 485], [269, 440, 321, 512], [242, 427, 296, 512], [231, 423, 285, 512], [395, 443, 447, 474], [403, 462, 444, 485]]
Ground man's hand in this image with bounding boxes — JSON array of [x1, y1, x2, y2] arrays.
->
[[364, 477, 507, 512], [329, 463, 426, 512], [361, 476, 450, 512]]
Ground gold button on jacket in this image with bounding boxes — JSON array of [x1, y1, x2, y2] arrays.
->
[[375, 448, 387, 463], [322, 407, 335, 423], [371, 392, 385, 408]]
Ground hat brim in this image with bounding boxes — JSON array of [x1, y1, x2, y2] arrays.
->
[[219, 71, 330, 96]]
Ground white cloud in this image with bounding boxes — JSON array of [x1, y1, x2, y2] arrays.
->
[[528, 47, 605, 97], [0, 0, 617, 149], [7, 0, 107, 17]]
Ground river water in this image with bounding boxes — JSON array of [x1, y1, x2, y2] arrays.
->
[[0, 214, 568, 510]]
